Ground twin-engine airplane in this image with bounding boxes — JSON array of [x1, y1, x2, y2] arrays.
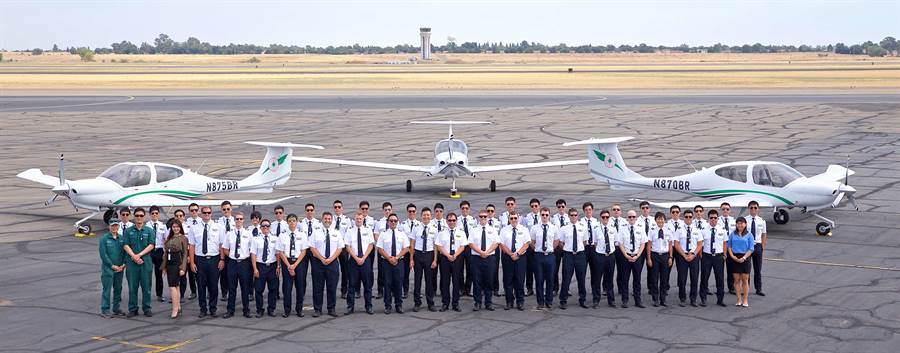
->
[[564, 136, 859, 236], [294, 121, 588, 198], [16, 142, 323, 234]]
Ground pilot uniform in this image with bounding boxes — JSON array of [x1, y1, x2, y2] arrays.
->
[[523, 211, 540, 296], [188, 220, 223, 316], [218, 215, 235, 302], [400, 218, 420, 297], [333, 213, 352, 299], [223, 226, 253, 317], [558, 221, 588, 308], [374, 217, 389, 298], [499, 223, 529, 309], [411, 221, 438, 310], [530, 222, 559, 307], [377, 228, 410, 312], [617, 223, 647, 307], [124, 223, 156, 316], [99, 224, 125, 316], [435, 227, 468, 310], [700, 225, 727, 306], [469, 223, 500, 310], [636, 214, 654, 295], [591, 222, 618, 307], [310, 225, 345, 316], [648, 223, 673, 306], [675, 224, 703, 306], [251, 230, 279, 316], [455, 214, 477, 297], [181, 217, 201, 298], [718, 215, 737, 292], [609, 215, 628, 302], [148, 218, 168, 302], [579, 216, 599, 304], [551, 213, 570, 295], [277, 227, 310, 317], [745, 214, 767, 294], [344, 224, 375, 313], [485, 216, 502, 296]]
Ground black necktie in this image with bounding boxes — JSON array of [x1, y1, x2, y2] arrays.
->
[[533, 214, 537, 224], [644, 218, 649, 235], [276, 222, 281, 236], [253, 227, 258, 236], [262, 234, 269, 262], [686, 227, 692, 252], [724, 218, 730, 232], [658, 228, 664, 240], [559, 215, 565, 226], [225, 218, 231, 232], [437, 220, 442, 232], [511, 227, 517, 252], [289, 232, 295, 258], [325, 229, 331, 257], [674, 221, 679, 232], [336, 217, 341, 230], [363, 218, 367, 227], [153, 222, 158, 236], [629, 226, 635, 252], [357, 228, 363, 257], [614, 218, 619, 231], [603, 225, 610, 253], [710, 228, 716, 253], [463, 218, 469, 236], [696, 220, 702, 230], [449, 230, 455, 253], [420, 226, 427, 251], [587, 219, 593, 244], [307, 221, 312, 237], [751, 217, 757, 240], [542, 224, 548, 252], [572, 224, 578, 252], [202, 224, 208, 255], [235, 230, 241, 258], [391, 229, 397, 257], [481, 227, 486, 251]]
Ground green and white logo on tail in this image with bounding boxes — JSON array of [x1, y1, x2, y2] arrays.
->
[[594, 149, 624, 172], [263, 153, 289, 175]]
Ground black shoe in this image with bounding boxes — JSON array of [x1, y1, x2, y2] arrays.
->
[[144, 310, 153, 317], [197, 312, 207, 318], [282, 312, 290, 318], [366, 307, 375, 315], [652, 299, 659, 307], [223, 312, 234, 319], [453, 306, 461, 312], [395, 307, 404, 314], [545, 304, 552, 310], [525, 289, 534, 297], [756, 291, 766, 296], [621, 303, 628, 308], [485, 304, 495, 311], [559, 303, 567, 310], [728, 289, 736, 295], [209, 312, 218, 318], [356, 293, 361, 299], [243, 312, 253, 318], [705, 291, 711, 296], [516, 304, 524, 311], [376, 292, 383, 299], [99, 312, 112, 319], [312, 310, 321, 318], [402, 292, 408, 299], [592, 302, 599, 309], [413, 304, 420, 312], [700, 301, 707, 307], [635, 303, 645, 308], [113, 310, 126, 316], [188, 293, 197, 300], [384, 307, 392, 315], [660, 301, 668, 307], [328, 310, 338, 317], [690, 301, 698, 307], [493, 290, 501, 297], [157, 296, 165, 303], [717, 301, 727, 307], [255, 312, 264, 318], [127, 311, 139, 318], [249, 296, 254, 302], [341, 292, 347, 299], [220, 296, 228, 302], [428, 305, 437, 312], [679, 301, 686, 307], [504, 303, 512, 310], [608, 302, 616, 308], [267, 311, 277, 317], [297, 310, 305, 317], [344, 308, 354, 316], [579, 303, 589, 309], [473, 303, 481, 311], [440, 305, 449, 312]]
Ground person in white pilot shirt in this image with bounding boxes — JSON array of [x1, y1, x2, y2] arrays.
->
[[557, 208, 588, 309], [275, 214, 309, 318], [647, 212, 674, 307], [343, 212, 376, 315], [700, 209, 728, 307], [674, 210, 704, 307], [309, 212, 345, 318], [616, 210, 648, 308]]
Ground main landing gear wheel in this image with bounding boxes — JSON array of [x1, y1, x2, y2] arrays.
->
[[103, 209, 116, 224], [77, 223, 92, 235], [773, 209, 789, 224], [406, 180, 413, 192], [815, 222, 832, 236], [450, 190, 461, 199], [489, 180, 496, 192]]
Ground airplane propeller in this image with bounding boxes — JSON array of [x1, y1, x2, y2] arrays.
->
[[843, 154, 859, 211]]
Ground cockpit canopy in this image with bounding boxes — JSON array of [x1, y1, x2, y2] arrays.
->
[[751, 163, 804, 187], [435, 139, 468, 156], [99, 163, 184, 187]]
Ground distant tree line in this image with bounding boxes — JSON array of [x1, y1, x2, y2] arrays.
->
[[16, 34, 900, 58]]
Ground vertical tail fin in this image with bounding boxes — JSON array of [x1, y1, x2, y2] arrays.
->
[[563, 136, 648, 190], [239, 142, 324, 192]]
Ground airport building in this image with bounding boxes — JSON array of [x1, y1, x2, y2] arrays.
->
[[420, 27, 431, 60]]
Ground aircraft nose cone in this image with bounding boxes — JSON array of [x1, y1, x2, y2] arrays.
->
[[838, 184, 856, 193], [51, 184, 70, 195]]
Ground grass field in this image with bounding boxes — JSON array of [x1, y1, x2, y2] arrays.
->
[[1, 52, 898, 91]]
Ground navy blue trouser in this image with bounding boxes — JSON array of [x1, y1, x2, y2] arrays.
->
[[700, 253, 725, 302], [226, 258, 252, 314], [312, 258, 340, 312], [676, 253, 700, 303], [471, 254, 496, 306], [590, 252, 616, 304], [533, 252, 556, 305], [413, 251, 436, 307], [194, 256, 220, 314], [501, 254, 526, 306], [560, 251, 587, 305], [438, 254, 463, 307], [347, 255, 373, 310], [619, 254, 645, 305], [383, 258, 404, 309], [648, 252, 672, 303], [281, 257, 309, 314], [254, 262, 277, 314]]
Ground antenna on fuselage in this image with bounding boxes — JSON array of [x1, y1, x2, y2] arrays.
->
[[409, 120, 492, 140]]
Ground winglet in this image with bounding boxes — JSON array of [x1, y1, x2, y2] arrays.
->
[[562, 136, 634, 147], [244, 141, 324, 150]]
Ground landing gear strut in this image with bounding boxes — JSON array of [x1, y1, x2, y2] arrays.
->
[[811, 213, 834, 236], [773, 208, 789, 225], [75, 211, 99, 236], [489, 180, 496, 192], [450, 178, 460, 199]]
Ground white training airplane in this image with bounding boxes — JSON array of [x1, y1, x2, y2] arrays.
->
[[564, 136, 859, 236], [16, 141, 323, 234], [294, 121, 588, 197]]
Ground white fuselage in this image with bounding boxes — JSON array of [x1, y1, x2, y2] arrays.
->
[[425, 138, 473, 179]]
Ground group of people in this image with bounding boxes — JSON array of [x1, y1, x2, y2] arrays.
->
[[98, 197, 769, 319]]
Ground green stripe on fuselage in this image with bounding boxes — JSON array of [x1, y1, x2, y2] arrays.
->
[[113, 190, 202, 205], [695, 189, 794, 206]]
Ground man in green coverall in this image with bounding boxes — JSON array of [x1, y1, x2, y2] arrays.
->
[[99, 218, 126, 318], [123, 207, 156, 317]]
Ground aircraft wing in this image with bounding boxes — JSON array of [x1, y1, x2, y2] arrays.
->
[[468, 159, 588, 173], [17, 169, 62, 187], [630, 196, 774, 210], [119, 195, 301, 208], [293, 157, 431, 172], [809, 165, 855, 183]]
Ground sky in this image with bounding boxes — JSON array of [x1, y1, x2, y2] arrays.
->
[[1, 0, 898, 50]]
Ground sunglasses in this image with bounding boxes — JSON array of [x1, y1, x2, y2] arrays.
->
[[361, 207, 369, 210], [640, 206, 649, 209], [487, 209, 495, 212], [305, 209, 314, 212], [601, 216, 609, 219], [134, 214, 145, 218], [540, 214, 550, 217], [627, 216, 636, 218], [557, 205, 566, 208], [150, 211, 159, 215], [222, 208, 231, 211], [671, 210, 680, 214], [202, 211, 212, 215], [568, 214, 578, 217], [710, 216, 718, 219], [275, 211, 283, 214], [261, 224, 270, 227], [389, 220, 399, 223], [612, 208, 621, 211], [509, 217, 519, 220], [120, 213, 130, 216], [685, 215, 693, 218], [478, 215, 488, 218], [750, 206, 759, 209], [189, 209, 199, 212], [334, 205, 343, 209], [722, 208, 731, 211], [448, 219, 457, 222], [407, 210, 416, 213], [235, 218, 244, 221], [506, 202, 514, 206], [461, 206, 469, 209]]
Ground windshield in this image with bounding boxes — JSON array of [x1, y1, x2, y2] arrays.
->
[[714, 165, 748, 183], [99, 164, 151, 187], [434, 140, 467, 155], [752, 164, 803, 187]]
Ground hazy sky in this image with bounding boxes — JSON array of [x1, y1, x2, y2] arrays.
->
[[1, 0, 897, 50]]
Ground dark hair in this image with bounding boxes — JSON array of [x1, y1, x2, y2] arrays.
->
[[505, 196, 516, 203], [486, 203, 496, 209], [333, 200, 343, 206], [720, 202, 731, 208], [388, 213, 399, 220], [708, 210, 719, 217], [305, 203, 315, 209], [694, 204, 704, 211], [421, 207, 432, 214], [149, 205, 160, 213], [118, 207, 130, 214], [133, 207, 146, 215], [599, 209, 610, 216], [250, 211, 262, 220], [582, 202, 594, 210], [406, 203, 416, 211], [459, 200, 470, 208], [529, 198, 540, 205], [654, 211, 666, 220], [188, 202, 199, 209], [639, 201, 650, 208], [321, 211, 333, 218], [286, 213, 298, 221], [274, 205, 284, 212], [556, 199, 566, 206], [669, 205, 681, 211], [165, 218, 183, 243], [446, 212, 458, 220], [382, 201, 392, 209], [173, 209, 185, 216], [433, 203, 444, 210], [567, 207, 578, 215], [683, 210, 694, 216], [748, 200, 759, 207], [221, 200, 232, 207], [201, 206, 212, 213], [359, 200, 370, 208]]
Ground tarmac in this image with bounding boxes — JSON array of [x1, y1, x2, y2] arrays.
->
[[1, 91, 899, 352]]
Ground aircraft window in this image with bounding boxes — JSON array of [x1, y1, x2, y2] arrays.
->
[[122, 165, 152, 187], [753, 164, 802, 187], [435, 140, 468, 155], [99, 164, 132, 186], [714, 165, 747, 182], [155, 166, 183, 183]]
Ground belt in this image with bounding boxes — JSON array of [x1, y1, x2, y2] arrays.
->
[[230, 258, 249, 263], [197, 255, 218, 259], [287, 257, 298, 262], [257, 262, 276, 266], [704, 252, 724, 256], [653, 251, 669, 255]]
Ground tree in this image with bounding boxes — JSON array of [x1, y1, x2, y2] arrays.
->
[[139, 42, 155, 54], [52, 44, 59, 52], [76, 47, 94, 62], [154, 33, 174, 53], [111, 41, 138, 54], [880, 36, 898, 54], [834, 43, 849, 54], [849, 44, 865, 55], [31, 48, 43, 55], [0, 52, 3, 62], [866, 45, 886, 57]]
